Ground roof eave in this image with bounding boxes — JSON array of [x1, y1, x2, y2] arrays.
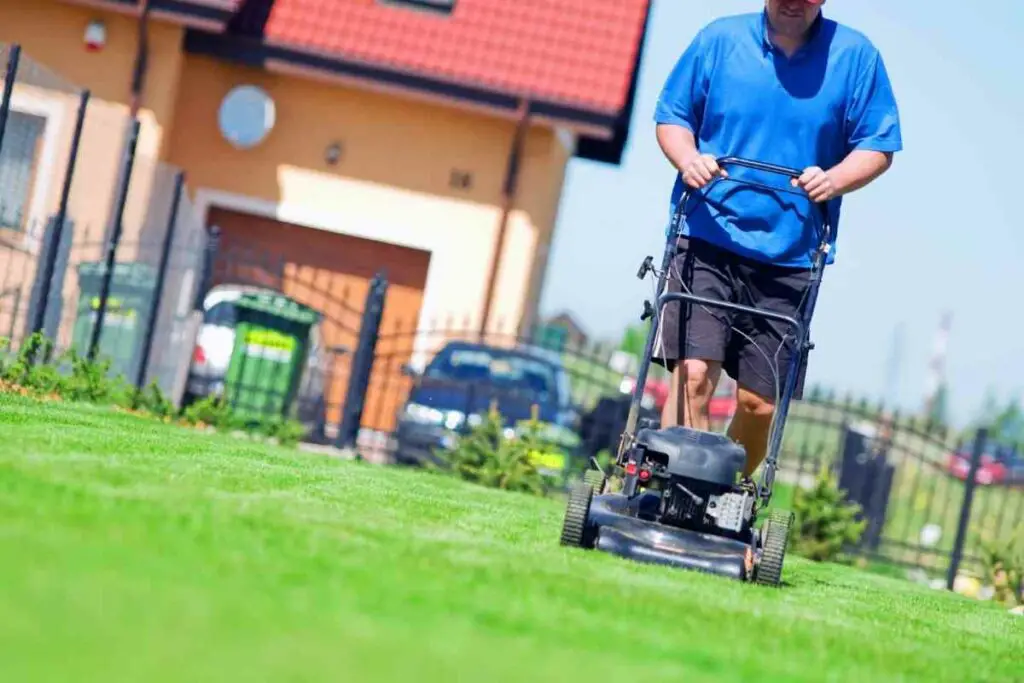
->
[[573, 0, 652, 166]]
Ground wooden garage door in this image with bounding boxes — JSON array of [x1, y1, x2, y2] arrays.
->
[[207, 207, 431, 431]]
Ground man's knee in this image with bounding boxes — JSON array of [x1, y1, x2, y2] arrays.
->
[[736, 386, 775, 418], [679, 358, 719, 401]]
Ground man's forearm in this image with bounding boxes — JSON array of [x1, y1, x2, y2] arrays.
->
[[827, 149, 893, 196], [656, 124, 700, 172]]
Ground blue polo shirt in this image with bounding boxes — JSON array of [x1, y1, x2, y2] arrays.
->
[[654, 11, 902, 267]]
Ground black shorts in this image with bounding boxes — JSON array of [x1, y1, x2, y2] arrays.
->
[[651, 236, 812, 402]]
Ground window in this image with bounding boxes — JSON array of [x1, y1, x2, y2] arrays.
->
[[379, 0, 456, 16], [0, 110, 46, 232], [203, 301, 238, 327]]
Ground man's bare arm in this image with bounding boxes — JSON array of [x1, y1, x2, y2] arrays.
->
[[795, 149, 894, 203], [656, 124, 699, 171], [828, 149, 894, 196], [656, 123, 725, 188]]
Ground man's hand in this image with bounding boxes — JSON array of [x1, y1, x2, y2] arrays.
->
[[681, 153, 728, 189], [791, 166, 837, 203]]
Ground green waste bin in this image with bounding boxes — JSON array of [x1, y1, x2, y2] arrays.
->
[[224, 291, 320, 422], [71, 261, 157, 380]]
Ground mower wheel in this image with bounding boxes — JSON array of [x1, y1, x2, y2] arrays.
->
[[560, 482, 594, 548], [755, 509, 793, 587], [583, 468, 607, 495]]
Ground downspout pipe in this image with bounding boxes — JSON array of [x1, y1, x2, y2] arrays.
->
[[105, 0, 152, 244], [129, 0, 153, 118], [478, 99, 530, 340]]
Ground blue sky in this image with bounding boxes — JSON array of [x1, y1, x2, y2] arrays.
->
[[538, 0, 1024, 425]]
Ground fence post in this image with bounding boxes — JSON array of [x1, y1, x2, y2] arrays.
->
[[0, 44, 22, 159], [29, 88, 90, 340], [133, 171, 184, 395], [946, 427, 988, 591], [23, 215, 73, 353], [87, 117, 141, 362], [335, 271, 388, 455]]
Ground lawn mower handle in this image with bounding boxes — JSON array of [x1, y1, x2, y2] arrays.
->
[[715, 156, 805, 179], [714, 156, 832, 235], [617, 154, 833, 503], [653, 154, 818, 333]]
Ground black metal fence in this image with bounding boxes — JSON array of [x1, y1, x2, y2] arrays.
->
[[0, 43, 1020, 595], [0, 44, 206, 401]]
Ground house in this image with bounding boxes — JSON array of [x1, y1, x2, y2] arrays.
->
[[0, 0, 651, 428], [536, 310, 589, 352]]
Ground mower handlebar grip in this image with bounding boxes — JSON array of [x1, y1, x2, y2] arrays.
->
[[712, 156, 831, 230], [715, 156, 805, 179]]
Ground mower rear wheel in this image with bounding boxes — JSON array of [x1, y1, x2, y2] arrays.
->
[[560, 482, 594, 548], [755, 509, 794, 587], [583, 468, 607, 495]]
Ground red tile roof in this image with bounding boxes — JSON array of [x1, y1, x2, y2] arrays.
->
[[259, 0, 650, 115]]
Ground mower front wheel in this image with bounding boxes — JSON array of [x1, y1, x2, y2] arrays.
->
[[560, 482, 595, 549], [583, 468, 607, 495], [755, 509, 794, 587]]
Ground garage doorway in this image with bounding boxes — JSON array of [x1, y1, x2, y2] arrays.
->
[[204, 207, 431, 433]]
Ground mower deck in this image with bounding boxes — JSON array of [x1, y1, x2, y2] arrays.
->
[[587, 492, 755, 581]]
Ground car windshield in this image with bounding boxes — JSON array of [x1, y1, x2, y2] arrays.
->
[[425, 346, 557, 400], [203, 300, 238, 326]]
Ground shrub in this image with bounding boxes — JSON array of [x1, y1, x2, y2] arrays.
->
[[62, 349, 132, 405], [255, 415, 309, 447], [182, 394, 236, 430], [977, 526, 1023, 607], [790, 465, 867, 563], [435, 403, 560, 496], [130, 380, 177, 419]]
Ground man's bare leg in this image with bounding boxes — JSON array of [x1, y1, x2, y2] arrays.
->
[[727, 385, 776, 478], [661, 358, 722, 430]]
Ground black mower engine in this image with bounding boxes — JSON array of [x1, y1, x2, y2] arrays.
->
[[623, 425, 756, 539]]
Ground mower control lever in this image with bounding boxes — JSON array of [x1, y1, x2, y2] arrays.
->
[[637, 255, 654, 280]]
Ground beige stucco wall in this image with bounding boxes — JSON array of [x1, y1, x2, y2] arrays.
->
[[168, 53, 571, 347]]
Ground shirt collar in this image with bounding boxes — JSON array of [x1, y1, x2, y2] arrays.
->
[[760, 9, 825, 59]]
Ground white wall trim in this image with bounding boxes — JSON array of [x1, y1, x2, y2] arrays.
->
[[3, 87, 68, 253]]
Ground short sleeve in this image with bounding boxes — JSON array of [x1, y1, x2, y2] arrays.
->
[[846, 50, 903, 154], [654, 29, 709, 133]]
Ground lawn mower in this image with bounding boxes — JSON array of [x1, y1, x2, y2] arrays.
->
[[559, 156, 832, 586]]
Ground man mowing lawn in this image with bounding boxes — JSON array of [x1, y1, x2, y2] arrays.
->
[[652, 0, 902, 481]]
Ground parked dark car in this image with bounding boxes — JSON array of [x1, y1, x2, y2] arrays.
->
[[392, 341, 580, 470]]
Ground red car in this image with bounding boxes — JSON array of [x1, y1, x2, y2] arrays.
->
[[944, 441, 1016, 486], [618, 375, 737, 422]]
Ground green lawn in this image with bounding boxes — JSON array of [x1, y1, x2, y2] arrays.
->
[[0, 393, 1019, 683]]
